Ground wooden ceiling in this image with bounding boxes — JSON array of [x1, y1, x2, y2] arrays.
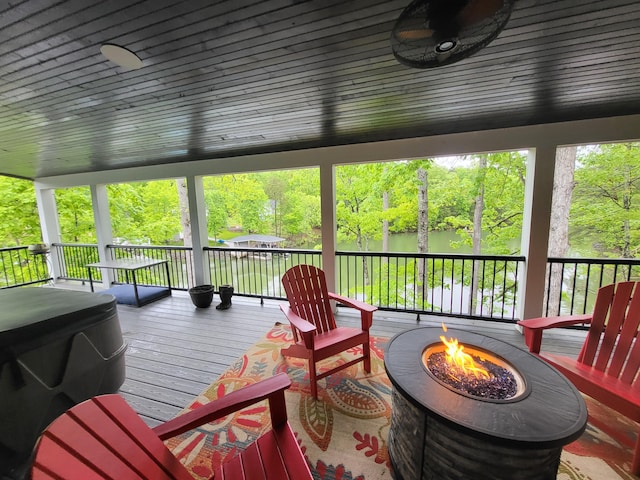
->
[[1, 0, 640, 180]]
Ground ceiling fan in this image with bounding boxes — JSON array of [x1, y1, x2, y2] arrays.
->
[[391, 0, 516, 68]]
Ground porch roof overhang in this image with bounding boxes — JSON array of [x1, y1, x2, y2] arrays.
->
[[2, 0, 640, 183]]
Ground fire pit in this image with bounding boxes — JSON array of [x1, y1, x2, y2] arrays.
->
[[384, 327, 587, 480]]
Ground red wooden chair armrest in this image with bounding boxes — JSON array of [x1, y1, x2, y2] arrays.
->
[[518, 314, 592, 330], [280, 304, 316, 349], [153, 373, 291, 440], [328, 292, 377, 313], [328, 292, 377, 329], [517, 314, 592, 353]]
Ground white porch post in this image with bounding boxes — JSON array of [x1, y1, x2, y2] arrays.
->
[[319, 162, 337, 293], [518, 145, 557, 320], [34, 184, 62, 281], [186, 175, 209, 287], [91, 184, 115, 287]]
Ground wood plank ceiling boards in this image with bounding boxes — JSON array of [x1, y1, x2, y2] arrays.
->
[[1, 0, 639, 180]]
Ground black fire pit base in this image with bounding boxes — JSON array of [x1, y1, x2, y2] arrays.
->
[[389, 390, 562, 480], [384, 327, 587, 480]]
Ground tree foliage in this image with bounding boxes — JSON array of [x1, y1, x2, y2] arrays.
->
[[0, 176, 40, 246], [441, 152, 526, 255], [572, 143, 640, 258], [2, 145, 639, 267], [56, 187, 95, 243]]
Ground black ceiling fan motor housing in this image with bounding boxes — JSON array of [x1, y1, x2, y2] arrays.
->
[[391, 0, 516, 68]]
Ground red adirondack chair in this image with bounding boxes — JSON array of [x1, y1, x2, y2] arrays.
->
[[30, 373, 312, 479], [280, 264, 377, 399], [518, 281, 640, 474]]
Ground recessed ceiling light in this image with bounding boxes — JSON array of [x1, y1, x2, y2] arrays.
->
[[100, 43, 143, 70]]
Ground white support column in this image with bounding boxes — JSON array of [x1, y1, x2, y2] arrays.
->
[[186, 175, 209, 287], [34, 184, 62, 281], [91, 184, 115, 287], [319, 162, 337, 293], [518, 146, 557, 320]]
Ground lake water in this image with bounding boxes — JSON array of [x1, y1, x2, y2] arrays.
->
[[338, 231, 523, 254], [337, 231, 473, 253]]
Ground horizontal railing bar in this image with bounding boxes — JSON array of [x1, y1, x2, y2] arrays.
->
[[337, 251, 526, 262], [547, 256, 640, 266]]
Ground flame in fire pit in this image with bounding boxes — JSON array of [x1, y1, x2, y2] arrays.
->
[[440, 324, 489, 380], [423, 324, 527, 402]]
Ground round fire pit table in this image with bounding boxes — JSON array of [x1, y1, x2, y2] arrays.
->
[[384, 327, 587, 480]]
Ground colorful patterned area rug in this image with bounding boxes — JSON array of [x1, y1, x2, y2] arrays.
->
[[165, 323, 639, 480]]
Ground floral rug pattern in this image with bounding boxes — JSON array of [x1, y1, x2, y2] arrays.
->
[[165, 323, 638, 479]]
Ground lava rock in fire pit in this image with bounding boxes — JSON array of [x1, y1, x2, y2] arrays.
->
[[427, 352, 518, 400]]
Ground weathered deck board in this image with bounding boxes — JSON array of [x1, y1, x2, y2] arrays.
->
[[116, 293, 286, 426], [114, 291, 587, 428]]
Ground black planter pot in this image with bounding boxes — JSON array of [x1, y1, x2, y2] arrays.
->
[[188, 284, 215, 308]]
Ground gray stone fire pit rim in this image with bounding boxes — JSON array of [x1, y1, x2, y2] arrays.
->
[[383, 327, 588, 449]]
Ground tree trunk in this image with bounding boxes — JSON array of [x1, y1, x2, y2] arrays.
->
[[176, 178, 195, 287], [544, 146, 576, 315], [417, 168, 428, 305], [622, 147, 632, 257], [469, 156, 486, 315], [355, 225, 370, 285], [382, 191, 389, 253]]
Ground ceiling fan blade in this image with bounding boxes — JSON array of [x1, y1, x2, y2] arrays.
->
[[396, 28, 434, 40], [457, 0, 506, 28]]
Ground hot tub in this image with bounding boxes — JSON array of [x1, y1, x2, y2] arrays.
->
[[0, 288, 126, 461]]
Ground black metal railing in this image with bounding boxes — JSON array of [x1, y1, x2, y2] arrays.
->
[[52, 243, 191, 290], [544, 257, 640, 316], [205, 246, 322, 300], [25, 243, 640, 323], [0, 246, 52, 288], [54, 243, 99, 281], [336, 252, 525, 322], [109, 245, 192, 290]]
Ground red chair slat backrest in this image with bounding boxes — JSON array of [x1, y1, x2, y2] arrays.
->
[[577, 281, 640, 385], [281, 264, 337, 334]]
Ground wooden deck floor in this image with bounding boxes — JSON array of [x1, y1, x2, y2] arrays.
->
[[2, 286, 588, 479], [113, 290, 587, 427]]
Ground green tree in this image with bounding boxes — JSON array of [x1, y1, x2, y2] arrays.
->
[[221, 174, 268, 234], [336, 163, 384, 252], [204, 188, 228, 241], [437, 152, 526, 314], [429, 165, 475, 231], [481, 152, 526, 254], [56, 187, 95, 243], [108, 183, 145, 241], [138, 180, 181, 244], [261, 172, 288, 237], [0, 177, 40, 245], [443, 152, 526, 255], [572, 143, 640, 258], [376, 161, 422, 236], [336, 163, 389, 286], [279, 169, 320, 245]]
